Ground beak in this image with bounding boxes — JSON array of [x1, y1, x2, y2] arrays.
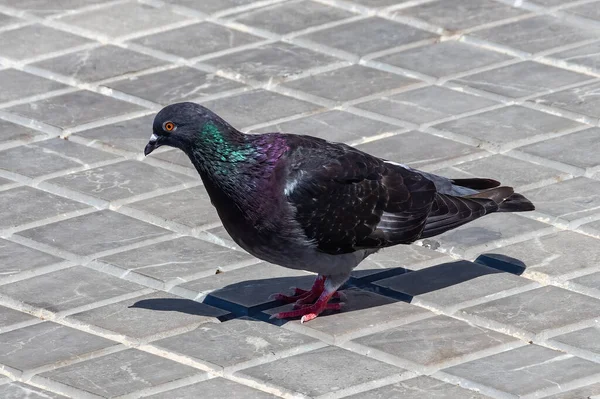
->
[[144, 133, 160, 156]]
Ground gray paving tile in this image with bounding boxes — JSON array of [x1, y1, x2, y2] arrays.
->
[[253, 110, 402, 144], [125, 187, 220, 229], [353, 0, 413, 5], [543, 383, 600, 399], [353, 243, 452, 278], [0, 186, 88, 229], [164, 0, 258, 14], [237, 346, 406, 397], [0, 305, 37, 332], [46, 160, 193, 202], [355, 131, 484, 168], [0, 266, 144, 313], [396, 0, 524, 31], [442, 345, 600, 397], [300, 17, 436, 56], [201, 89, 321, 128], [231, 1, 355, 34], [0, 69, 67, 103], [283, 65, 421, 102], [375, 41, 512, 78], [346, 375, 493, 399], [0, 176, 14, 188], [0, 321, 115, 372], [0, 12, 21, 28], [32, 45, 166, 82], [461, 286, 600, 336], [530, 0, 576, 5], [74, 113, 154, 153], [39, 349, 203, 398], [522, 177, 600, 222], [0, 239, 64, 278], [203, 224, 245, 248], [518, 128, 600, 170], [354, 315, 516, 367], [57, 2, 191, 38], [202, 42, 340, 83], [533, 82, 600, 119], [0, 140, 118, 178], [146, 377, 278, 399], [453, 61, 592, 98], [434, 105, 582, 147], [432, 154, 565, 189], [420, 167, 479, 182], [471, 16, 596, 53], [481, 231, 600, 278], [37, 137, 118, 161], [564, 1, 600, 20], [6, 91, 144, 129], [133, 22, 262, 58], [582, 219, 600, 238], [0, 119, 44, 144], [264, 289, 433, 340], [356, 86, 498, 125], [571, 271, 600, 295], [16, 210, 171, 256], [0, 382, 67, 399], [0, 24, 91, 60], [179, 262, 315, 310], [550, 326, 600, 358], [154, 318, 318, 368], [373, 260, 535, 310], [151, 148, 195, 171], [0, 0, 106, 16], [108, 67, 243, 105], [69, 291, 228, 340], [551, 42, 600, 74], [432, 213, 551, 256], [98, 236, 253, 282]]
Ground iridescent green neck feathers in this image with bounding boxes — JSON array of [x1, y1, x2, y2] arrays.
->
[[196, 121, 253, 164]]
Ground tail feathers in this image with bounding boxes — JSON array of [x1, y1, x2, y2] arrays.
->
[[466, 187, 535, 212], [497, 192, 535, 212], [451, 178, 501, 190], [420, 186, 535, 239], [465, 186, 513, 203]]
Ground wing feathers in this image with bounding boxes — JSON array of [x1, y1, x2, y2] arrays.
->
[[281, 134, 533, 254], [419, 194, 496, 238]]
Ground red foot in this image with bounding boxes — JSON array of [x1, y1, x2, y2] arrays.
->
[[270, 276, 344, 323], [271, 301, 344, 323], [270, 288, 343, 308], [269, 287, 317, 304], [269, 275, 326, 304]]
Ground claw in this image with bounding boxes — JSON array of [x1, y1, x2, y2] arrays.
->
[[268, 293, 292, 301], [274, 301, 344, 323], [268, 275, 346, 323], [269, 275, 326, 304], [301, 303, 344, 323]]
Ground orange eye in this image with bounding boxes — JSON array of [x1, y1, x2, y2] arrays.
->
[[163, 121, 176, 132]]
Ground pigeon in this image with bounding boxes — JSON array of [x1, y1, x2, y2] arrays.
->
[[144, 102, 535, 323]]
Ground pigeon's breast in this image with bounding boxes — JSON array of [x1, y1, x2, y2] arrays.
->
[[219, 208, 365, 276]]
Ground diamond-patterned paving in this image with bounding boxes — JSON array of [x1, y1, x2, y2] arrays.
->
[[0, 1, 599, 398]]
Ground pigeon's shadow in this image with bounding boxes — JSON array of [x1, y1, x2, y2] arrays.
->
[[130, 253, 527, 323]]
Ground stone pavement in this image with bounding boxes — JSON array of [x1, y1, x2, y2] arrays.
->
[[0, 0, 599, 397]]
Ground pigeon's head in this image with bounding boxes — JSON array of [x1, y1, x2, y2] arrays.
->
[[144, 102, 228, 156]]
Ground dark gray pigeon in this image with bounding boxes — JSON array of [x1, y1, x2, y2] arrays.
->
[[144, 102, 534, 323]]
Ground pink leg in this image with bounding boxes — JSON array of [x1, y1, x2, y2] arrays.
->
[[270, 276, 345, 323], [269, 275, 326, 304], [269, 275, 344, 309]]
